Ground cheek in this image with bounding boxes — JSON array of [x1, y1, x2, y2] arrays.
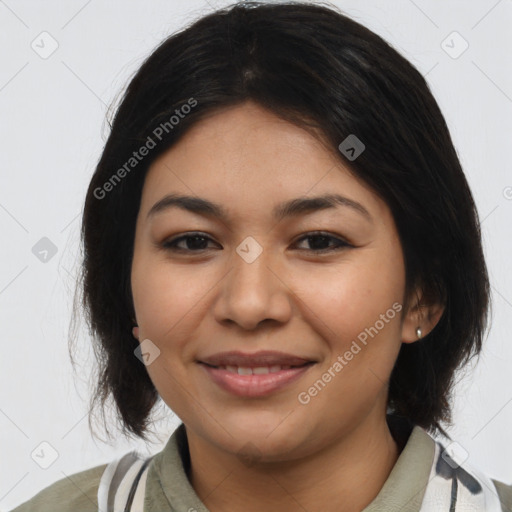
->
[[295, 253, 404, 340], [130, 256, 201, 402], [293, 262, 404, 421], [131, 254, 206, 337]]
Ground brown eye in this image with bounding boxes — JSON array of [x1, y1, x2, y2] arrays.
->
[[294, 232, 352, 253], [162, 233, 218, 252], [161, 231, 352, 254]]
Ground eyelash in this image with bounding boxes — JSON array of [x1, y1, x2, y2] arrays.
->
[[161, 231, 352, 254]]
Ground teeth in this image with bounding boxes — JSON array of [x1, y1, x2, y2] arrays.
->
[[221, 365, 294, 374], [253, 367, 270, 375]]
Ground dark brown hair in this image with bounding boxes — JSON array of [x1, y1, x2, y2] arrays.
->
[[71, 1, 490, 442]]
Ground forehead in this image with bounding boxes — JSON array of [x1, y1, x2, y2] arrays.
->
[[138, 102, 388, 223]]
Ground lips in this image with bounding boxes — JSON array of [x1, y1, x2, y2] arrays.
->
[[199, 363, 315, 397], [198, 350, 315, 368], [197, 350, 316, 397]]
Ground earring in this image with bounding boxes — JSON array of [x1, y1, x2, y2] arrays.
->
[[416, 326, 422, 339]]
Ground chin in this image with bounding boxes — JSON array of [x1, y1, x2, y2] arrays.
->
[[208, 411, 311, 461]]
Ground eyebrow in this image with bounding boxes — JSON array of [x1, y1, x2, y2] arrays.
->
[[147, 193, 372, 223]]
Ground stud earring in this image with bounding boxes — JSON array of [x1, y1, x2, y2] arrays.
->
[[416, 326, 422, 339]]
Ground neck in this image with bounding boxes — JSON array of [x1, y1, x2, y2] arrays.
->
[[186, 413, 401, 512]]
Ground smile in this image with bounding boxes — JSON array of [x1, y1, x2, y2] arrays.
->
[[198, 361, 316, 397]]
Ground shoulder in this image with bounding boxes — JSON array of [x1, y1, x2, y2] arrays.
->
[[10, 462, 108, 512], [493, 478, 512, 512]]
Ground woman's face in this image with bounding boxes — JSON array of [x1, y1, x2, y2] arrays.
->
[[131, 101, 416, 461]]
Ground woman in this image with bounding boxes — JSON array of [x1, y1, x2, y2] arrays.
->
[[12, 2, 511, 511]]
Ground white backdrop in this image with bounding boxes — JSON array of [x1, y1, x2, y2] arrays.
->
[[1, 0, 511, 509]]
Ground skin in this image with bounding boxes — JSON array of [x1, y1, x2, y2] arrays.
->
[[130, 101, 443, 512]]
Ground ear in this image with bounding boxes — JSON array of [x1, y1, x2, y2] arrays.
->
[[132, 326, 140, 340], [401, 287, 444, 343]]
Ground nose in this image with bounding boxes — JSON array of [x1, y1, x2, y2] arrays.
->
[[212, 244, 292, 331]]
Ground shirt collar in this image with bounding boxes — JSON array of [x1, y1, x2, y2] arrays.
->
[[149, 418, 435, 512]]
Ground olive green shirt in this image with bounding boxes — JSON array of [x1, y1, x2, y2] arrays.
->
[[10, 421, 512, 511]]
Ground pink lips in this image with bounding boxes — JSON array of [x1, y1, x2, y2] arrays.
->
[[197, 350, 316, 397], [199, 350, 314, 368]]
